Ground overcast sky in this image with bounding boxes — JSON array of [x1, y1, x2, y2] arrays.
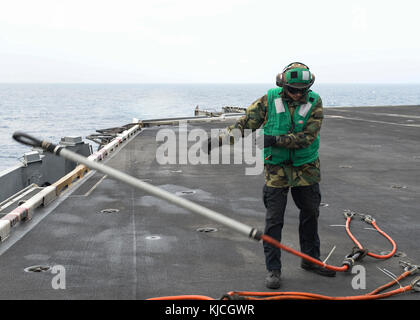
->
[[1, 0, 419, 83]]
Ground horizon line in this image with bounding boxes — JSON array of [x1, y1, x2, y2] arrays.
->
[[0, 82, 419, 85]]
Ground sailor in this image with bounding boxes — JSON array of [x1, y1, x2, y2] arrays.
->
[[205, 62, 336, 289]]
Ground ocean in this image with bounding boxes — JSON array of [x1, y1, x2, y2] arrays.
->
[[1, 83, 419, 171]]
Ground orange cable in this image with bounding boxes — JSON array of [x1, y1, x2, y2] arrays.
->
[[367, 270, 412, 295], [345, 217, 397, 260], [147, 295, 215, 300], [260, 234, 349, 272], [229, 284, 412, 301]]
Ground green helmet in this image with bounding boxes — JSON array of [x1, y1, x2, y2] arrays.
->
[[276, 62, 315, 89]]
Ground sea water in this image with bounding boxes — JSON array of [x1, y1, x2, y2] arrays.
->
[[0, 83, 419, 171]]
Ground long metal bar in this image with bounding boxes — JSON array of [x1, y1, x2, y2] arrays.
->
[[58, 147, 256, 238], [10, 131, 365, 273]]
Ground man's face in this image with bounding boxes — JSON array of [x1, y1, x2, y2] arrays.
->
[[285, 87, 306, 101]]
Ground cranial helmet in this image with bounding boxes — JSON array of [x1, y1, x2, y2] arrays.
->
[[276, 62, 315, 89]]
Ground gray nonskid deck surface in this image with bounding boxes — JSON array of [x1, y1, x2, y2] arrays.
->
[[0, 105, 419, 300]]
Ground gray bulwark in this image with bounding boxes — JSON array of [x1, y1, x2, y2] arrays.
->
[[0, 105, 419, 300], [0, 137, 91, 204]]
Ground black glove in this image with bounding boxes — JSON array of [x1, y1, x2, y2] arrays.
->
[[256, 134, 282, 148], [264, 135, 279, 147]]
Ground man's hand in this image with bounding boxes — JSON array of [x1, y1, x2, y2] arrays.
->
[[256, 134, 281, 148]]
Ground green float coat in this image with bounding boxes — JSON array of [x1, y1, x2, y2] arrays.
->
[[263, 87, 320, 167]]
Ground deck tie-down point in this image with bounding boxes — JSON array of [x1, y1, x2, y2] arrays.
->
[[24, 265, 51, 273]]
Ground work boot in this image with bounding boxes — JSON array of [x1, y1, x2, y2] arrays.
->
[[265, 270, 281, 289], [301, 259, 336, 277]]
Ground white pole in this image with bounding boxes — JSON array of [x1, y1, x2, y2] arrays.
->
[[58, 148, 256, 238]]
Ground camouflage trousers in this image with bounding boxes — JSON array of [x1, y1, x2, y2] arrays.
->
[[262, 183, 321, 271], [264, 159, 321, 188]]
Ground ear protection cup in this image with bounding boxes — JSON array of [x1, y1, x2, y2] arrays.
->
[[309, 73, 315, 85], [276, 73, 284, 87]]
